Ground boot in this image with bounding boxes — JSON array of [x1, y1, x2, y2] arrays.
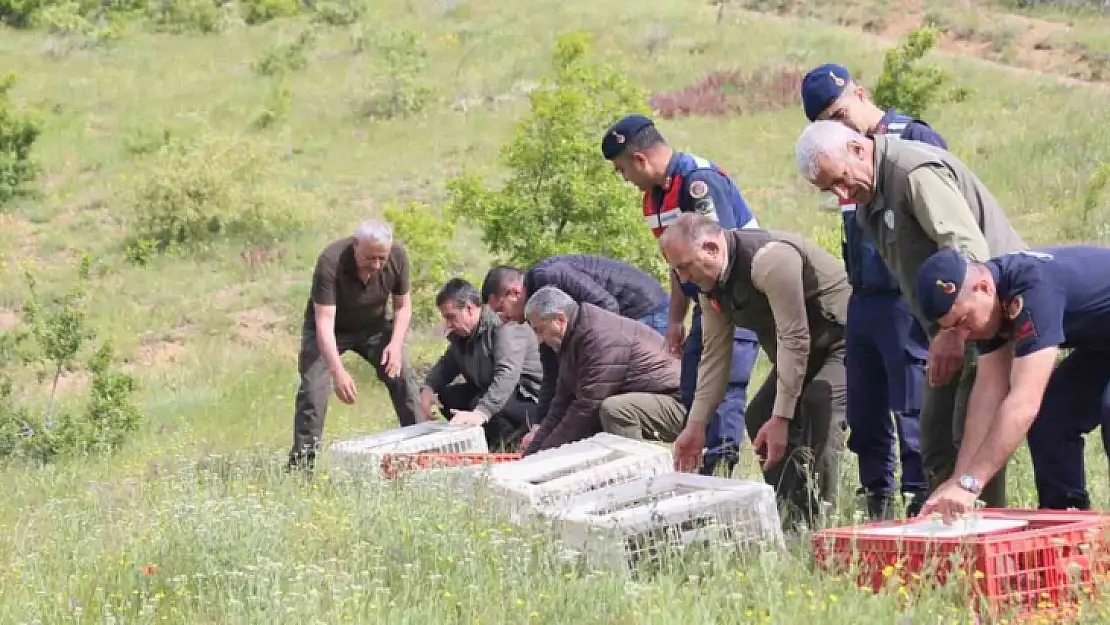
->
[[700, 443, 740, 478], [286, 449, 316, 474], [903, 490, 927, 518], [857, 487, 894, 521]]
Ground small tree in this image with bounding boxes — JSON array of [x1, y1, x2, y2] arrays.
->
[[22, 255, 96, 420], [0, 255, 142, 464], [872, 26, 969, 119], [360, 28, 434, 120], [446, 31, 664, 279], [0, 73, 41, 207], [382, 200, 466, 324]]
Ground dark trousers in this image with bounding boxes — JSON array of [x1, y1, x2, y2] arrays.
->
[[289, 322, 421, 463], [436, 382, 537, 452], [681, 305, 759, 477], [1027, 349, 1110, 510], [745, 340, 847, 528], [920, 343, 1007, 508], [845, 292, 927, 502]]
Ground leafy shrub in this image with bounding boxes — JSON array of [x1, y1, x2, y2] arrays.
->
[[252, 78, 292, 129], [0, 0, 47, 28], [358, 27, 434, 120], [872, 26, 970, 119], [446, 30, 664, 279], [381, 200, 465, 324], [122, 134, 308, 260], [650, 67, 804, 119], [252, 27, 316, 77], [146, 0, 229, 34], [0, 256, 142, 464], [239, 0, 298, 25], [310, 0, 366, 26], [34, 1, 126, 55], [0, 73, 41, 208]]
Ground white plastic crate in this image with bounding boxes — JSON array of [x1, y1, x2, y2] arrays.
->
[[480, 433, 674, 523], [326, 421, 489, 473], [542, 472, 785, 573]]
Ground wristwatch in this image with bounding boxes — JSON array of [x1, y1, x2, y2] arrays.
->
[[957, 474, 983, 496]]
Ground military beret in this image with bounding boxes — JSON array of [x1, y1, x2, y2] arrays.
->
[[915, 248, 969, 322], [601, 114, 655, 160], [800, 63, 853, 122]]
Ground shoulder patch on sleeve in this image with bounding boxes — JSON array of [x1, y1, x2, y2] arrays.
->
[[1013, 314, 1038, 347], [1005, 295, 1024, 320], [689, 180, 708, 199], [694, 198, 715, 215]]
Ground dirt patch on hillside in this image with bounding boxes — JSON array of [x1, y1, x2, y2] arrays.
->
[[234, 306, 287, 345], [735, 1, 1106, 84], [43, 369, 91, 395], [135, 339, 187, 368], [0, 308, 19, 331]]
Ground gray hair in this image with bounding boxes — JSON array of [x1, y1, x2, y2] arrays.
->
[[354, 219, 393, 244], [658, 212, 721, 249], [524, 286, 578, 322], [794, 120, 863, 182]]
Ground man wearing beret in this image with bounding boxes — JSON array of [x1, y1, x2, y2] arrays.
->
[[601, 113, 762, 479], [912, 246, 1110, 522], [799, 62, 948, 520], [794, 119, 1027, 511]]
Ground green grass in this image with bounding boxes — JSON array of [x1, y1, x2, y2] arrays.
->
[[4, 0, 1110, 621]]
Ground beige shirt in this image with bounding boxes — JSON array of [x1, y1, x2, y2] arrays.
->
[[906, 166, 990, 263], [690, 242, 811, 424]]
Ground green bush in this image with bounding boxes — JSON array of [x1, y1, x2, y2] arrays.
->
[[122, 134, 308, 260], [146, 0, 228, 34], [252, 27, 316, 77], [309, 0, 366, 26], [446, 30, 664, 279], [0, 256, 142, 464], [0, 73, 41, 208], [239, 0, 298, 25], [872, 26, 970, 119], [0, 0, 47, 28], [34, 1, 127, 53], [359, 27, 434, 120], [382, 200, 465, 324]]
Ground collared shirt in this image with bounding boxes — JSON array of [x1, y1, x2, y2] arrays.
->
[[856, 135, 1026, 335], [308, 238, 410, 333], [424, 306, 544, 417], [689, 230, 849, 424], [977, 247, 1110, 358]]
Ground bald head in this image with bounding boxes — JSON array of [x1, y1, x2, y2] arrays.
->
[[659, 213, 728, 292], [659, 212, 722, 250]]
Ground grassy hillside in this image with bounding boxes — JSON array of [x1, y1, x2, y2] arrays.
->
[[3, 0, 1110, 621]]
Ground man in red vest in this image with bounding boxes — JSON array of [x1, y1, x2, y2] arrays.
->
[[600, 114, 762, 480]]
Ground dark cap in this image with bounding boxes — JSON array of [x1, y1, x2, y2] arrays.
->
[[914, 248, 969, 321], [800, 63, 853, 122], [601, 114, 654, 160]]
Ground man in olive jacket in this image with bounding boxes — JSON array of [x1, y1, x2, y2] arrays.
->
[[794, 120, 1027, 509], [661, 212, 850, 528], [521, 286, 686, 455], [421, 279, 544, 451]]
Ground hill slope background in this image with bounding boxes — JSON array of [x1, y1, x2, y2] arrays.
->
[[3, 0, 1110, 621]]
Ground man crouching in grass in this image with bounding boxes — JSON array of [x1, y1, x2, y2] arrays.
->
[[288, 219, 422, 472], [420, 278, 544, 452], [521, 285, 686, 454]]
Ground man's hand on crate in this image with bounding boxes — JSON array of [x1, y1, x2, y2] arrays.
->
[[918, 478, 979, 524]]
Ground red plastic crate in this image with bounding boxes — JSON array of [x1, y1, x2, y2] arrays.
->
[[812, 509, 1110, 621], [379, 452, 521, 479]]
